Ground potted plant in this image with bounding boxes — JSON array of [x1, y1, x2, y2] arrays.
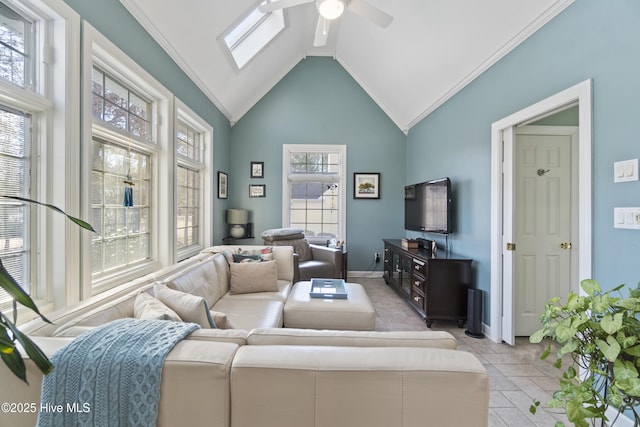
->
[[0, 195, 95, 383], [529, 278, 640, 427]]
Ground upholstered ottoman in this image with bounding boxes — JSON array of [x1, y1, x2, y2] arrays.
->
[[283, 281, 376, 330]]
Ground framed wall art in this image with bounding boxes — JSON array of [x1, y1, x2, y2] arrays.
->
[[250, 161, 264, 178], [249, 184, 266, 198], [354, 172, 380, 199], [217, 171, 228, 199]]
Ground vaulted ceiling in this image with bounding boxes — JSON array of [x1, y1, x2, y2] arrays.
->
[[119, 0, 573, 133]]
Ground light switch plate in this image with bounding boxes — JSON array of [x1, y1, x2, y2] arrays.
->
[[614, 207, 640, 229], [614, 159, 639, 183]]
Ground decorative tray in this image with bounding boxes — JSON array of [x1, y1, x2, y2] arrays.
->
[[309, 278, 348, 299]]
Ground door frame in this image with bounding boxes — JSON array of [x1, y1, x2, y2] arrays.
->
[[488, 79, 593, 344]]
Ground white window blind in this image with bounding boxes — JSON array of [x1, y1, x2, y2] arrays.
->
[[0, 106, 31, 305]]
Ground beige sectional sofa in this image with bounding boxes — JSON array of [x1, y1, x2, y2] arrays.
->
[[0, 245, 489, 427]]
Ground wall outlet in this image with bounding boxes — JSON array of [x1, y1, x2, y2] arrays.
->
[[374, 252, 380, 263]]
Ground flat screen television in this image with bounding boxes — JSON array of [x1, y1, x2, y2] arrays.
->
[[404, 177, 452, 234]]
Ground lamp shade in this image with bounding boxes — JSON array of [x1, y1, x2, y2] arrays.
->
[[227, 209, 248, 225]]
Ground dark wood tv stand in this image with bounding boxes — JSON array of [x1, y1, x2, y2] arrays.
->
[[383, 239, 472, 328]]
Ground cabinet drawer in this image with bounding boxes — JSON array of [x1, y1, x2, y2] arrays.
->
[[411, 289, 425, 311], [412, 258, 427, 278], [413, 276, 426, 293]]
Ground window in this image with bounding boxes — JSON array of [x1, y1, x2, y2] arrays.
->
[[174, 98, 212, 260], [220, 0, 285, 71], [83, 22, 173, 292], [282, 145, 346, 245], [0, 107, 31, 306], [0, 0, 79, 317], [176, 121, 200, 252]]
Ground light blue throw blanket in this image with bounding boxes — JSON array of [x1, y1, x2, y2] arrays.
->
[[37, 318, 200, 427]]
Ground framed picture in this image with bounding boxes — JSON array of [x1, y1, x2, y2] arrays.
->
[[354, 172, 380, 199], [250, 161, 264, 178], [249, 184, 266, 198], [217, 171, 228, 199]]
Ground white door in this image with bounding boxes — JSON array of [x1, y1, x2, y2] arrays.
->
[[511, 126, 577, 336]]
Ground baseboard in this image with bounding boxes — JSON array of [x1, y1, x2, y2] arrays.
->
[[347, 271, 384, 278]]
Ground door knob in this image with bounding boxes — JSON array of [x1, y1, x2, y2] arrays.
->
[[560, 242, 572, 250]]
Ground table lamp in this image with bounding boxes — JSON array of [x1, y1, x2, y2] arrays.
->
[[227, 209, 248, 238]]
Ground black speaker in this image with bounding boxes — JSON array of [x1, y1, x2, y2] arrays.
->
[[465, 288, 484, 338]]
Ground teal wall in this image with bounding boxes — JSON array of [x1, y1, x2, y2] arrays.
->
[[62, 0, 231, 243], [230, 57, 406, 271], [406, 0, 640, 324]]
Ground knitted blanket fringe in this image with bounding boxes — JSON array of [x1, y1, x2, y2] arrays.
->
[[37, 318, 200, 427]]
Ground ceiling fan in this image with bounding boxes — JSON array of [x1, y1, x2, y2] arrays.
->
[[258, 0, 393, 47]]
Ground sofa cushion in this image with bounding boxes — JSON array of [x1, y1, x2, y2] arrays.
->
[[212, 297, 284, 329], [154, 284, 216, 328], [134, 292, 182, 322], [230, 260, 278, 294], [165, 259, 223, 307]]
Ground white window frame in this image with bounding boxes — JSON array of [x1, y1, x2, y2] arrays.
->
[[0, 0, 79, 322], [174, 97, 212, 261], [282, 144, 346, 242], [218, 0, 287, 72], [81, 22, 173, 296]]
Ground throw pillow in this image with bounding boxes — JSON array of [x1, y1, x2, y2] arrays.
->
[[153, 284, 216, 328], [209, 311, 233, 329], [229, 260, 278, 294], [134, 292, 182, 322]]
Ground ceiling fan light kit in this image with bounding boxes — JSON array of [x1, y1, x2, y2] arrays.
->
[[260, 0, 392, 47], [316, 0, 345, 20]]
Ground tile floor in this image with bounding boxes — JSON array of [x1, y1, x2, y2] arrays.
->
[[356, 276, 570, 426]]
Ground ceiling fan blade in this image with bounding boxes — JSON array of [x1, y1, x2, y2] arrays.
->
[[313, 15, 330, 47], [347, 0, 393, 28], [258, 0, 314, 13]]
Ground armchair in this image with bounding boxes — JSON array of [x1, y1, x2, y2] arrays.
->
[[262, 228, 344, 282]]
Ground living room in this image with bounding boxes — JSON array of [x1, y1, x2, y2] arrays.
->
[[0, 0, 639, 425]]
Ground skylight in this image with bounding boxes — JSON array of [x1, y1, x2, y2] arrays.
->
[[221, 1, 285, 71]]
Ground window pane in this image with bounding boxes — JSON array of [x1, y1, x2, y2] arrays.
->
[[0, 107, 31, 304], [176, 163, 199, 251], [176, 121, 201, 162], [91, 139, 151, 278], [0, 3, 32, 87], [92, 66, 151, 142]]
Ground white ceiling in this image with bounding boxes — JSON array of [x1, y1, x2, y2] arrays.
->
[[119, 0, 573, 133]]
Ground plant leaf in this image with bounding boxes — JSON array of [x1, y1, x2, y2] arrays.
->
[[0, 195, 97, 233], [0, 346, 26, 383], [601, 312, 623, 335], [581, 279, 601, 296], [0, 259, 51, 323], [1, 313, 53, 376], [596, 336, 621, 362], [0, 326, 15, 354]]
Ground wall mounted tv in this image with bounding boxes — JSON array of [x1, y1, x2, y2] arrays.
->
[[404, 177, 452, 234]]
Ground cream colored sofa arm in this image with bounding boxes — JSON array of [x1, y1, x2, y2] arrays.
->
[[0, 337, 239, 427]]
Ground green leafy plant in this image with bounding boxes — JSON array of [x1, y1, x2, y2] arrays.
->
[[529, 279, 640, 427], [0, 195, 95, 383]]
